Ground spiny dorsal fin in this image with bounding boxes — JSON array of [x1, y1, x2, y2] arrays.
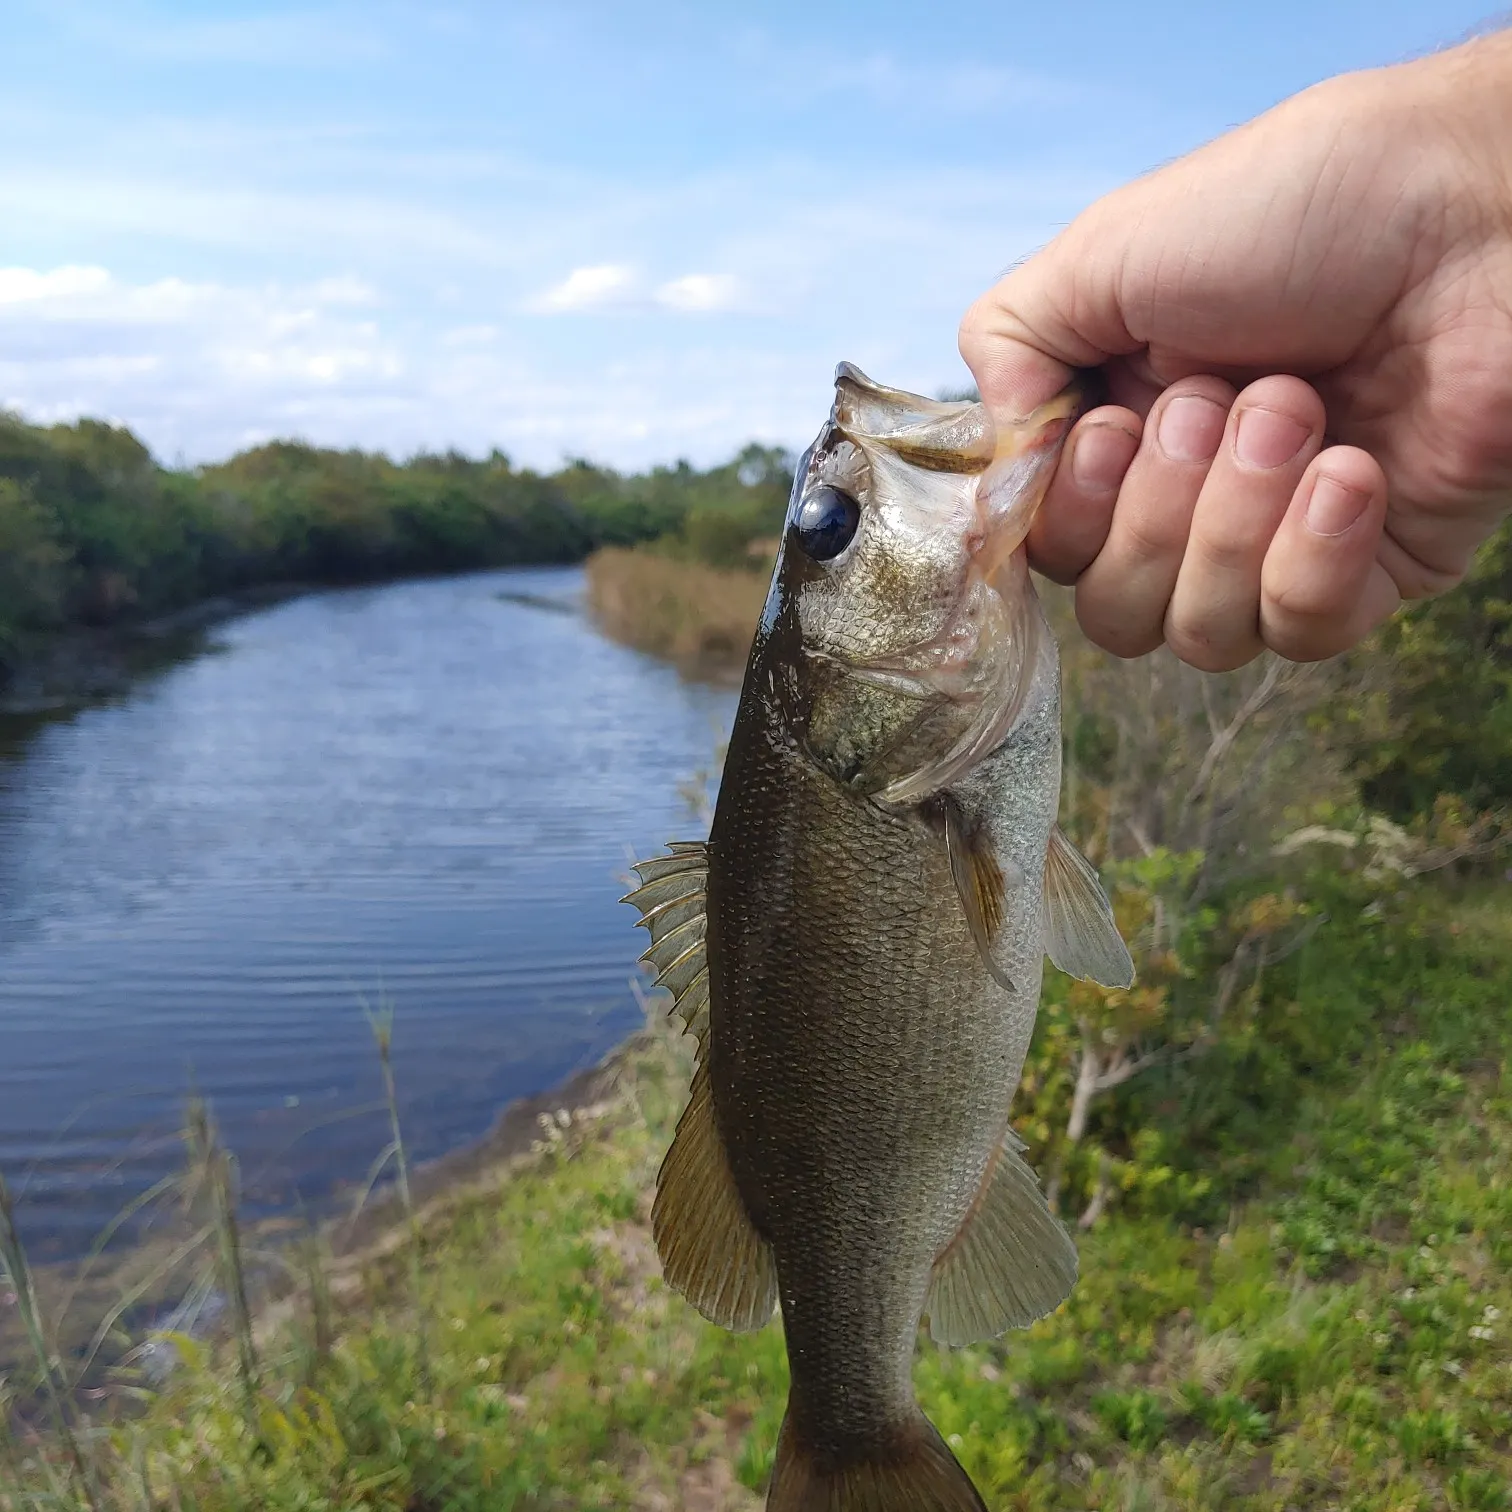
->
[[942, 802, 1022, 993], [622, 841, 711, 1047], [652, 1063, 777, 1333], [1041, 827, 1135, 989], [925, 1127, 1078, 1346]]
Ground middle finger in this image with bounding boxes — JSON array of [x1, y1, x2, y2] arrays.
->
[[1164, 375, 1326, 671], [1074, 376, 1235, 658]]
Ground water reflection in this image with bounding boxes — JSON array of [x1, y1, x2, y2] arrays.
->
[[0, 567, 735, 1257]]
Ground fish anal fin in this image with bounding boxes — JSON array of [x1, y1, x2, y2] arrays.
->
[[925, 1129, 1077, 1346], [942, 802, 1020, 993], [1041, 826, 1135, 989], [651, 1064, 776, 1333], [768, 1408, 987, 1512]]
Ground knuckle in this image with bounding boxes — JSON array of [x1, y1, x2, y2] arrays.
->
[[957, 301, 991, 353], [1116, 506, 1190, 565], [1078, 603, 1163, 660], [1163, 613, 1255, 673], [1192, 528, 1264, 574], [1260, 591, 1348, 661], [1263, 622, 1344, 663], [1265, 577, 1336, 624]]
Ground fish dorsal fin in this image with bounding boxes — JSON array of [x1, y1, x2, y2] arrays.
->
[[925, 1127, 1078, 1345], [623, 842, 712, 1047], [1041, 827, 1135, 989], [652, 1063, 778, 1333], [941, 801, 1022, 993]]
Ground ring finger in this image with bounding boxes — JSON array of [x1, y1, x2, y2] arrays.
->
[[1074, 376, 1236, 658]]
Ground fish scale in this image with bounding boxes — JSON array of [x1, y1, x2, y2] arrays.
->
[[625, 364, 1134, 1512]]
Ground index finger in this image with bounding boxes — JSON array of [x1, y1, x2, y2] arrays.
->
[[959, 284, 1079, 420], [959, 195, 1142, 418]]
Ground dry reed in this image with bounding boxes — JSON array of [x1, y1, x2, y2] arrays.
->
[[584, 547, 765, 672]]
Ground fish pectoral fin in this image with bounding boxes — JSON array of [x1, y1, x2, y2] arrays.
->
[[622, 841, 711, 1047], [652, 1064, 777, 1334], [1041, 826, 1136, 989], [943, 801, 1022, 993], [925, 1129, 1077, 1346]]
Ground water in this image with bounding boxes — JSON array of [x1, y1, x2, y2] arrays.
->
[[0, 567, 736, 1259]]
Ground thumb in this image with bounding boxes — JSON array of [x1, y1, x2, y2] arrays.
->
[[959, 198, 1139, 419]]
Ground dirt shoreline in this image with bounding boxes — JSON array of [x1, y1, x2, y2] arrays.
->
[[0, 582, 312, 716], [0, 568, 683, 1383], [333, 1029, 645, 1258], [2, 1028, 659, 1388]]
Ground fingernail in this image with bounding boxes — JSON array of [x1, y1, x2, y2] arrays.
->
[[1157, 394, 1227, 464], [1304, 474, 1370, 536], [1234, 407, 1310, 470], [1070, 424, 1138, 494]]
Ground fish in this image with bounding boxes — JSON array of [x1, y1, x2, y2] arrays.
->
[[625, 363, 1134, 1512]]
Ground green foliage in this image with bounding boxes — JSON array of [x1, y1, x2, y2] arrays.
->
[[0, 411, 793, 683], [1339, 515, 1512, 817], [643, 443, 791, 569], [4, 881, 1509, 1510]]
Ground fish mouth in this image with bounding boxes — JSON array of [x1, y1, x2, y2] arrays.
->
[[819, 379, 1078, 702], [797, 368, 1084, 806]]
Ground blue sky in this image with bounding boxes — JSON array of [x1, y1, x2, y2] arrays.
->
[[0, 1, 1500, 469]]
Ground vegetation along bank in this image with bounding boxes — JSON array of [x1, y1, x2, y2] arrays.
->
[[0, 408, 793, 704], [4, 860, 1510, 1509], [3, 403, 1511, 1506]]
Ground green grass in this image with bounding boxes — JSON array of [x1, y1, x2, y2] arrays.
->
[[4, 884, 1511, 1510]]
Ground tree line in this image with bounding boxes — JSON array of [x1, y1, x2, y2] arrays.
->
[[0, 408, 794, 684]]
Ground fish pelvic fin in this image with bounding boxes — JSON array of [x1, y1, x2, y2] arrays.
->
[[653, 1062, 777, 1333], [768, 1408, 987, 1512], [1041, 827, 1135, 989], [925, 1127, 1077, 1346], [623, 841, 712, 1047]]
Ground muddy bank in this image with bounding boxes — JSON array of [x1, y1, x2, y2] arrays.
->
[[0, 1027, 658, 1394], [0, 583, 310, 716]]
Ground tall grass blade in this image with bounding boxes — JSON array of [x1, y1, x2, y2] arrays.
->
[[0, 1170, 103, 1511], [182, 1097, 262, 1448], [360, 995, 430, 1388], [297, 1224, 332, 1384]]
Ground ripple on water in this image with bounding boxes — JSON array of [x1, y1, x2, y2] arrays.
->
[[0, 566, 736, 1257]]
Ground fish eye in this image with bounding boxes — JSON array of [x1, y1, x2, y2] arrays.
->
[[793, 485, 860, 562]]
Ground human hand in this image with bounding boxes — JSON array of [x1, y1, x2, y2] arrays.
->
[[960, 31, 1512, 670]]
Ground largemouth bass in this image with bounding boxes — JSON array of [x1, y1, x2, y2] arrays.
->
[[626, 364, 1134, 1512]]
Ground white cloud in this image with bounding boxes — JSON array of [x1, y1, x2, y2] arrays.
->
[[0, 264, 112, 304], [654, 273, 741, 313], [530, 264, 638, 313], [0, 149, 1113, 468], [528, 268, 745, 316], [0, 265, 404, 452]]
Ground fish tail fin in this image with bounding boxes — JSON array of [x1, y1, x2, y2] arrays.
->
[[767, 1407, 987, 1512]]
